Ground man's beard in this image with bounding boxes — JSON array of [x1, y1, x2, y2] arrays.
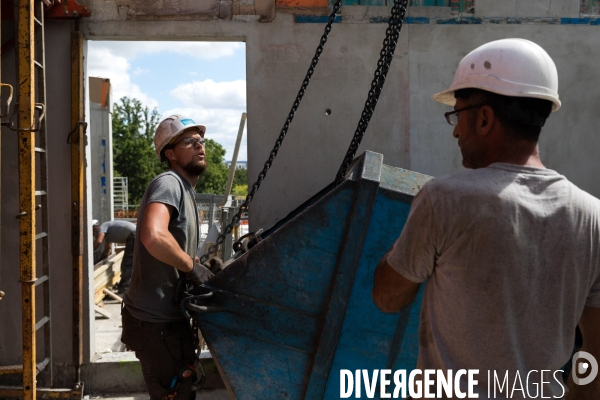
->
[[183, 159, 207, 175]]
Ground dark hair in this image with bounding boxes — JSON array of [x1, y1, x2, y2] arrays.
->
[[454, 88, 552, 142], [160, 143, 177, 168], [160, 145, 171, 163]]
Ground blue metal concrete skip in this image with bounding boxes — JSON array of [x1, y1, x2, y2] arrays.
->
[[190, 151, 432, 399]]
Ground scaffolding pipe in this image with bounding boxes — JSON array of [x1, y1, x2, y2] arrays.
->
[[222, 112, 247, 204]]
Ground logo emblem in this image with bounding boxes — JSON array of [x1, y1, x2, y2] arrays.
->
[[572, 351, 599, 386], [180, 118, 195, 126]]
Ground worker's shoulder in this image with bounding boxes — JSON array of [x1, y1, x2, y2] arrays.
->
[[422, 168, 496, 194], [148, 171, 185, 189], [420, 165, 542, 203], [562, 178, 600, 211], [424, 165, 600, 211]]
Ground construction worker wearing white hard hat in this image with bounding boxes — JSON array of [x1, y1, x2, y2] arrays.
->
[[374, 38, 600, 399], [121, 114, 216, 399]]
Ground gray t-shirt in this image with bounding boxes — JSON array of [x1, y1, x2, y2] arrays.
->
[[98, 220, 136, 243], [123, 171, 199, 322], [388, 163, 600, 399]]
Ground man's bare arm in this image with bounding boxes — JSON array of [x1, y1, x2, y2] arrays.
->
[[372, 252, 420, 313], [93, 232, 105, 251], [140, 202, 194, 273], [566, 306, 600, 400], [100, 242, 112, 260]]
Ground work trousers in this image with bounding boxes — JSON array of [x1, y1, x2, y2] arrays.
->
[[118, 232, 135, 292], [121, 306, 197, 400]]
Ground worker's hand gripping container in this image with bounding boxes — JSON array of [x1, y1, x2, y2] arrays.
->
[[187, 151, 431, 399]]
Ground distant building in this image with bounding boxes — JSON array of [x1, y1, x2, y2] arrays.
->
[[226, 161, 247, 170]]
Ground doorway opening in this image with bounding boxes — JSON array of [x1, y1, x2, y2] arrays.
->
[[86, 40, 248, 357]]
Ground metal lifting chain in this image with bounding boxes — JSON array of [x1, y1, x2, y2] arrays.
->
[[199, 0, 344, 264], [334, 0, 409, 185]]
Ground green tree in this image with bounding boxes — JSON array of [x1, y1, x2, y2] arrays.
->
[[232, 167, 247, 187], [196, 138, 229, 194], [112, 97, 164, 205], [112, 96, 232, 199], [231, 167, 248, 196]]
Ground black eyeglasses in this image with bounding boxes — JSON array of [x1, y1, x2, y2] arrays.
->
[[173, 137, 206, 148], [444, 104, 484, 126]]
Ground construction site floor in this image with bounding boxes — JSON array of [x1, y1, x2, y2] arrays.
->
[[95, 297, 127, 354]]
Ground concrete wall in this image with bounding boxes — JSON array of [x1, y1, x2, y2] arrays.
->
[[476, 0, 580, 18], [3, 0, 600, 387], [82, 0, 600, 231]]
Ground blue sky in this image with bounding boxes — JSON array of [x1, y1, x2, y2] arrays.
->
[[87, 41, 248, 161]]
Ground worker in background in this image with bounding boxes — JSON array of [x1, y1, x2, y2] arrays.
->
[[92, 219, 136, 293], [121, 115, 214, 400], [372, 38, 600, 399]]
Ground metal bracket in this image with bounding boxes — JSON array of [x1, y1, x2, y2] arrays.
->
[[0, 83, 13, 119], [6, 103, 46, 132], [66, 121, 88, 144], [232, 229, 263, 254], [46, 0, 91, 19]]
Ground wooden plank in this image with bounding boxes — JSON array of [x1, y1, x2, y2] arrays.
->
[[93, 251, 123, 279], [93, 252, 123, 304], [94, 305, 111, 319], [102, 288, 123, 303]]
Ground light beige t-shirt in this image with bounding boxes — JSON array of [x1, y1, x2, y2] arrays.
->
[[388, 163, 600, 399]]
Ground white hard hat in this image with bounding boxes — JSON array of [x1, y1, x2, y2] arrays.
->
[[433, 38, 561, 112], [92, 219, 99, 226], [154, 115, 206, 160]]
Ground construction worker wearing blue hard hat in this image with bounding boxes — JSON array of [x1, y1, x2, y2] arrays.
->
[[121, 115, 215, 400]]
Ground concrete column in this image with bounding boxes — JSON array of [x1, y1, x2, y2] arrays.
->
[[89, 77, 114, 225]]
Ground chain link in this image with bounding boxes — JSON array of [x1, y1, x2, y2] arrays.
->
[[334, 0, 409, 185], [200, 0, 408, 264], [199, 0, 344, 264]]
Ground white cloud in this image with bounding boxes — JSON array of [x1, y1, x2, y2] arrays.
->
[[166, 79, 247, 160], [162, 107, 247, 162], [87, 41, 248, 161], [133, 67, 150, 76], [170, 79, 246, 110], [87, 45, 159, 109], [89, 41, 243, 61]]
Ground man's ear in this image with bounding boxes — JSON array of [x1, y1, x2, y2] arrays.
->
[[477, 105, 496, 136], [165, 148, 176, 162]]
